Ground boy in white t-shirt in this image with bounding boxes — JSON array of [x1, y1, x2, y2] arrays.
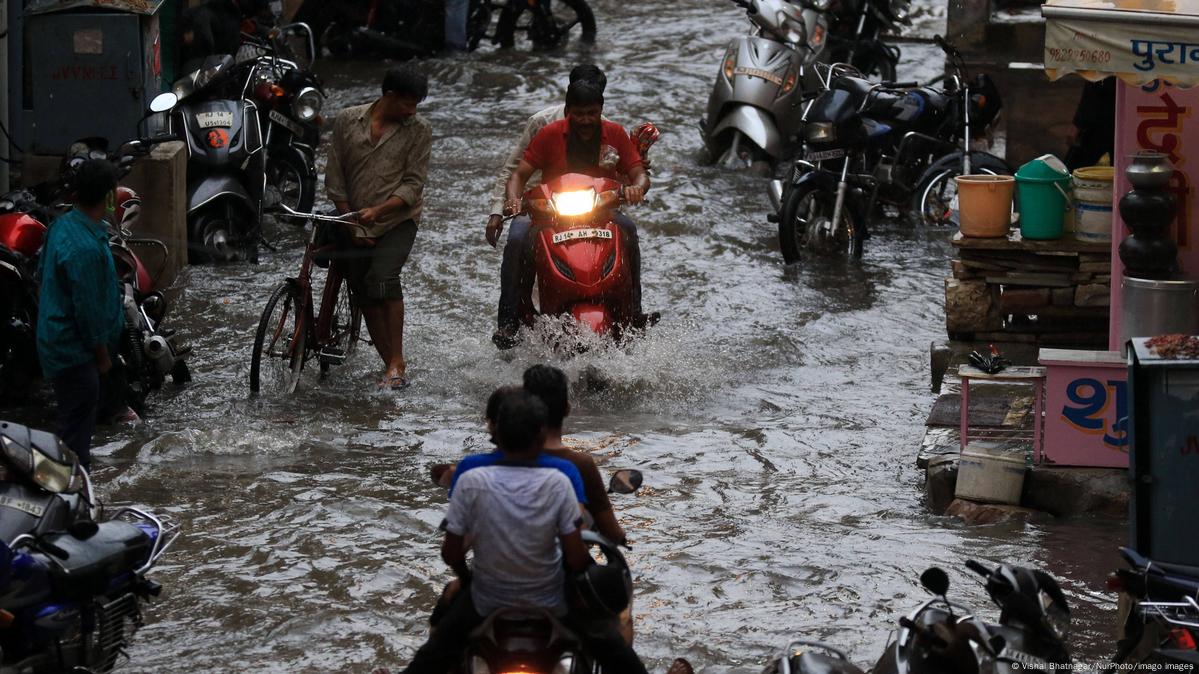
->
[[401, 389, 647, 674]]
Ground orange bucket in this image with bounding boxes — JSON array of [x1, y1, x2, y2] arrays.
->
[[955, 175, 1015, 238]]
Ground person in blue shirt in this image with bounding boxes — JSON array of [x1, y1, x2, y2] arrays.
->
[[36, 159, 125, 468]]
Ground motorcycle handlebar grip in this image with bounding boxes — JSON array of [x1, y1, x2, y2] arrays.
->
[[965, 559, 991, 577], [883, 81, 920, 88]]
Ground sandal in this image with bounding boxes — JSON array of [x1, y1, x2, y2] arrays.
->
[[378, 374, 410, 390]]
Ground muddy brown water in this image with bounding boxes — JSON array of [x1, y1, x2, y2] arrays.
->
[[15, 0, 1127, 670]]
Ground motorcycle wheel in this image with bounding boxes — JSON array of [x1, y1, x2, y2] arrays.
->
[[266, 154, 315, 221], [189, 211, 243, 264], [250, 283, 308, 395], [778, 181, 864, 263], [911, 165, 1002, 227], [467, 0, 492, 50]]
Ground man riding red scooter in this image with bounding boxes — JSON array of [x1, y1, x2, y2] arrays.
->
[[502, 80, 653, 343]]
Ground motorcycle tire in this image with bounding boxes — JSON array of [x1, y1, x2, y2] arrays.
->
[[778, 180, 864, 263], [494, 2, 521, 48], [909, 152, 1010, 227], [467, 0, 492, 50], [267, 153, 315, 218]]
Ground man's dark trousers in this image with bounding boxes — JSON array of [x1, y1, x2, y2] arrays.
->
[[51, 361, 100, 468], [402, 590, 648, 674]]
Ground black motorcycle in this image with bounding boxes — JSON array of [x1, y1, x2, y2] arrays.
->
[[774, 36, 1007, 262], [0, 420, 93, 544], [475, 0, 597, 50], [154, 55, 266, 263], [0, 192, 48, 398], [826, 0, 910, 81], [1112, 546, 1199, 668]]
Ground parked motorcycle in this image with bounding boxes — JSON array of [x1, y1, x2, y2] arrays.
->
[[701, 0, 829, 170], [1112, 546, 1199, 667], [0, 194, 48, 397], [157, 55, 266, 262], [0, 420, 94, 544], [825, 0, 909, 81], [0, 508, 177, 674], [474, 0, 597, 50], [773, 36, 1007, 262]]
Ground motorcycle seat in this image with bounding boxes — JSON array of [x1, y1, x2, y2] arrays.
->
[[39, 520, 152, 597], [1150, 560, 1199, 579], [831, 76, 876, 108], [470, 608, 581, 651]]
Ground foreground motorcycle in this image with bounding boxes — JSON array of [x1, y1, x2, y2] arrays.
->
[[774, 36, 1007, 261], [158, 55, 266, 262], [1111, 547, 1199, 667], [518, 174, 641, 340], [0, 421, 93, 544], [0, 421, 179, 673], [825, 0, 909, 80], [701, 0, 829, 170]]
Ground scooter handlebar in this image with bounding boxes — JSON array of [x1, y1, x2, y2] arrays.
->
[[965, 559, 991, 578]]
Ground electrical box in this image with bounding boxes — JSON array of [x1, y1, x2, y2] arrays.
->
[[1128, 337, 1199, 566], [23, 2, 164, 155]]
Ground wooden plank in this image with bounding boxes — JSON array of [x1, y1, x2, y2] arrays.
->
[[985, 273, 1076, 287], [1038, 348, 1123, 365], [953, 231, 1110, 253]]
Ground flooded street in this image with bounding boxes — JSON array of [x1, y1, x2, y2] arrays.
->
[[66, 0, 1125, 670]]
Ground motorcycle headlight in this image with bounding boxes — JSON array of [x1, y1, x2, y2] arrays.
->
[[31, 446, 75, 493], [552, 188, 596, 217], [292, 87, 323, 122], [806, 122, 836, 143]]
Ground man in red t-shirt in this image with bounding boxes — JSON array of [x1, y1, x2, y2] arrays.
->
[[496, 81, 652, 347]]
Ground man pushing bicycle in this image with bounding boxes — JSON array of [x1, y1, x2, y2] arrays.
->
[[325, 65, 432, 390]]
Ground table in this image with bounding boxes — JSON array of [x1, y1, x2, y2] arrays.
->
[[959, 365, 1046, 463]]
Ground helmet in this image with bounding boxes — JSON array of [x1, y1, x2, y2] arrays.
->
[[111, 186, 142, 234], [568, 532, 632, 619]]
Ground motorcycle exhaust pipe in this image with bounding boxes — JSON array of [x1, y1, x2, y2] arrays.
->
[[768, 179, 784, 213], [144, 335, 176, 376]]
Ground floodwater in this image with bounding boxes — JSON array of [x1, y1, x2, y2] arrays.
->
[[42, 0, 1130, 671]]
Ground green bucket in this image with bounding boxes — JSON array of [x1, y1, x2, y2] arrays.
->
[[1015, 157, 1071, 240]]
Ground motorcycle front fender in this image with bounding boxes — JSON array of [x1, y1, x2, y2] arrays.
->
[[709, 105, 783, 158], [269, 143, 317, 179], [187, 175, 256, 214], [791, 166, 870, 226]]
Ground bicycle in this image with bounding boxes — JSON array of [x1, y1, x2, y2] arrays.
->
[[249, 205, 366, 395]]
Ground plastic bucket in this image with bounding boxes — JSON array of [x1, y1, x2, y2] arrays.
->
[[1016, 175, 1071, 240], [955, 175, 1014, 238], [1072, 166, 1115, 242], [955, 443, 1027, 505]]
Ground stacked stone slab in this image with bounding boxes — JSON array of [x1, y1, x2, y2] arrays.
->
[[944, 232, 1111, 346]]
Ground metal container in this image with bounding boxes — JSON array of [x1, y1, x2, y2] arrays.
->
[[1120, 277, 1199, 353]]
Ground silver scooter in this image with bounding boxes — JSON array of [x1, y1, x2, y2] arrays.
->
[[701, 0, 830, 170]]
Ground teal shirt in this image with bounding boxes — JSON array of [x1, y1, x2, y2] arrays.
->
[[35, 208, 124, 379]]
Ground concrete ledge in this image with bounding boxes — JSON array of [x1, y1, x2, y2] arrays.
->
[[1023, 466, 1129, 519], [124, 141, 189, 286]]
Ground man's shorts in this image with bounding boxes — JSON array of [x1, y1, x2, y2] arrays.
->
[[340, 219, 417, 304]]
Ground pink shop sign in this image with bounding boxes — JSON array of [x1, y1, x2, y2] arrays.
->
[[1040, 350, 1129, 468]]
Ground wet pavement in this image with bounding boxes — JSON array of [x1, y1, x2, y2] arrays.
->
[[19, 0, 1128, 670]]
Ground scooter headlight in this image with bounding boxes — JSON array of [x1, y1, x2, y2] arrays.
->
[[552, 188, 597, 217], [806, 122, 836, 143], [292, 87, 323, 122], [31, 446, 76, 494]]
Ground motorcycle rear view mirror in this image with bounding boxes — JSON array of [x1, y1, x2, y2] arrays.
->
[[149, 92, 178, 114], [608, 469, 644, 495], [920, 567, 950, 597]]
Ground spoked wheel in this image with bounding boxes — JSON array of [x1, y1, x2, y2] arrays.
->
[[912, 167, 1000, 227], [318, 269, 362, 377], [777, 181, 863, 263], [498, 0, 596, 49], [189, 208, 254, 263], [265, 155, 315, 219], [250, 283, 308, 395]]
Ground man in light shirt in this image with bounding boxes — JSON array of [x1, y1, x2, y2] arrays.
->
[[485, 65, 647, 348]]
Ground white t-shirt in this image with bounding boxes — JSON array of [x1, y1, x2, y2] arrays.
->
[[444, 464, 582, 617]]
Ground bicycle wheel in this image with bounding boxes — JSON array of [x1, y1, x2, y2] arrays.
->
[[318, 269, 362, 376], [250, 283, 308, 395]]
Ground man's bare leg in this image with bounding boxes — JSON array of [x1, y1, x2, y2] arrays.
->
[[381, 298, 406, 380], [361, 303, 392, 367]]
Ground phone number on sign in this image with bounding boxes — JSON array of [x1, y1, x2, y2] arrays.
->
[[1047, 47, 1113, 64]]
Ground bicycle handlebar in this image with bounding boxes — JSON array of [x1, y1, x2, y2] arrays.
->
[[277, 203, 375, 236]]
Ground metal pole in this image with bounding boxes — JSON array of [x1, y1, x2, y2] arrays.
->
[[0, 0, 10, 192]]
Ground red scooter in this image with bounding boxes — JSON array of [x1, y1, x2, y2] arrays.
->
[[520, 173, 637, 339]]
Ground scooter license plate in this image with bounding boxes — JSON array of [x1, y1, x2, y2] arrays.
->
[[552, 228, 613, 244], [195, 111, 234, 128], [0, 495, 45, 517], [269, 109, 305, 137], [806, 148, 846, 162]]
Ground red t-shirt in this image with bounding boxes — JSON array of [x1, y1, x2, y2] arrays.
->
[[523, 118, 643, 182]]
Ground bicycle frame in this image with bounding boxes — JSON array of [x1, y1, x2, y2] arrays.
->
[[278, 205, 361, 364]]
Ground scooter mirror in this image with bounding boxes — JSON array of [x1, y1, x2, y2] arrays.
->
[[920, 567, 950, 597], [608, 469, 644, 494], [149, 92, 178, 114]]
